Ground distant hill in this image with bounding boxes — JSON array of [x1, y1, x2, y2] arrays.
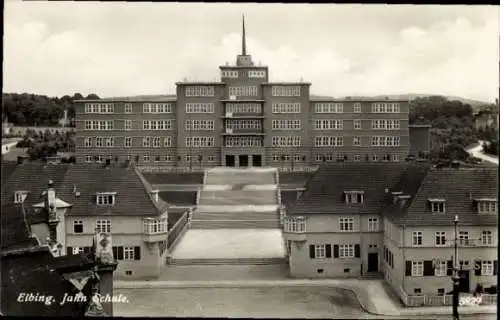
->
[[104, 93, 491, 109]]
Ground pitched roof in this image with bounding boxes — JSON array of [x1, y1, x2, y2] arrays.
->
[[1, 204, 40, 251], [1, 161, 18, 187], [280, 191, 299, 206], [58, 164, 164, 216], [387, 167, 498, 226], [1, 162, 71, 206], [278, 172, 314, 186], [287, 163, 410, 215]]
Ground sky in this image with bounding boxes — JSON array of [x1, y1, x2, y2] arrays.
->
[[3, 2, 499, 102]]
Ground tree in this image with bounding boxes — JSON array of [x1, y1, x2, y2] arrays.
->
[[86, 93, 100, 99]]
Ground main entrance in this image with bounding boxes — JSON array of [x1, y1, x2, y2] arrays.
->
[[239, 155, 249, 167], [226, 155, 235, 167], [252, 155, 262, 167], [367, 252, 379, 272], [458, 270, 470, 293]]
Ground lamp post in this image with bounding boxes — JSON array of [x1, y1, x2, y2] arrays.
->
[[452, 215, 460, 320]]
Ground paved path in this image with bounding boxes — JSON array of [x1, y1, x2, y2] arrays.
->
[[467, 141, 498, 165], [114, 279, 496, 316]]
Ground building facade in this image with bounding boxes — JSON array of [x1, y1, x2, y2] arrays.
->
[[74, 18, 411, 167]]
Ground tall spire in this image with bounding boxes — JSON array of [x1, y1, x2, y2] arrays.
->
[[242, 14, 247, 55]]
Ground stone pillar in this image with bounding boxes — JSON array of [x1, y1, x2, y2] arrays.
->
[[95, 262, 118, 316]]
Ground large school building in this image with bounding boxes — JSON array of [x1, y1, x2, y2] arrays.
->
[[74, 17, 427, 168]]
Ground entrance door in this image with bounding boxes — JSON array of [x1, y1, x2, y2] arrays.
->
[[239, 155, 249, 167], [226, 155, 235, 167], [367, 252, 379, 272], [459, 270, 470, 293], [252, 155, 262, 167]]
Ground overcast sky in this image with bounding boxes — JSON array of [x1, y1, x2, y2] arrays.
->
[[4, 2, 499, 102]]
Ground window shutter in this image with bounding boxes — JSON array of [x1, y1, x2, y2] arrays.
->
[[475, 260, 482, 276], [112, 246, 118, 260], [405, 261, 412, 276], [494, 260, 498, 275], [354, 244, 361, 258], [67, 246, 73, 256], [134, 246, 141, 260], [83, 247, 89, 254], [447, 260, 453, 276], [117, 246, 124, 260], [333, 245, 339, 258], [423, 260, 434, 276], [325, 244, 332, 258], [309, 245, 315, 259]]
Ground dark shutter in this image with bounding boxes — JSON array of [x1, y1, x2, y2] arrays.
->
[[354, 244, 361, 258], [134, 246, 141, 260], [423, 260, 434, 276], [117, 246, 124, 260], [83, 247, 90, 254], [494, 260, 498, 275], [447, 260, 453, 276], [475, 260, 482, 276], [325, 244, 332, 258], [67, 246, 73, 256], [112, 246, 118, 260], [333, 245, 339, 258], [405, 261, 412, 276], [309, 245, 315, 259], [384, 247, 387, 261]]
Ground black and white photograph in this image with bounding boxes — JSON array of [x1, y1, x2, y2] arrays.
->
[[1, 2, 498, 318]]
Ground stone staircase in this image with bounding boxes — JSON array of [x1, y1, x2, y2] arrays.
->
[[169, 257, 287, 265], [191, 167, 281, 229]]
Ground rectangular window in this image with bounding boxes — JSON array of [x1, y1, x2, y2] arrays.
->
[[353, 136, 361, 146], [435, 261, 447, 276], [143, 137, 151, 148], [371, 102, 401, 113], [96, 193, 115, 206], [353, 155, 361, 161], [221, 70, 239, 78], [143, 155, 150, 162], [430, 201, 446, 213], [84, 137, 92, 147], [228, 86, 258, 97], [142, 103, 172, 113], [186, 103, 215, 113], [345, 191, 364, 204], [124, 103, 132, 113], [226, 103, 261, 114], [186, 136, 216, 148], [72, 247, 84, 255], [271, 120, 301, 130], [313, 119, 343, 130], [339, 244, 354, 258], [314, 103, 343, 113], [124, 247, 135, 260], [481, 260, 494, 276], [368, 217, 379, 232], [478, 200, 498, 213], [412, 231, 423, 246], [353, 103, 361, 113], [314, 136, 344, 147], [85, 155, 93, 163], [339, 217, 354, 231], [186, 120, 215, 131], [353, 119, 362, 130], [271, 136, 301, 147], [412, 261, 424, 276], [125, 120, 132, 130], [163, 137, 172, 147], [96, 219, 111, 233], [435, 231, 446, 246], [124, 137, 132, 148], [314, 244, 326, 258], [482, 231, 493, 245], [458, 231, 469, 245], [73, 220, 83, 233]]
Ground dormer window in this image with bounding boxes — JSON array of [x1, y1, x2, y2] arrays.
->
[[345, 191, 364, 204], [476, 198, 498, 214], [96, 192, 116, 206], [429, 198, 446, 213], [14, 191, 28, 204]]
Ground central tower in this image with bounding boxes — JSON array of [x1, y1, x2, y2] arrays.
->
[[236, 15, 254, 67]]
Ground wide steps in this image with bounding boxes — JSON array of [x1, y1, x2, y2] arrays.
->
[[194, 211, 279, 221], [190, 219, 281, 229], [199, 197, 278, 206], [169, 257, 287, 265], [205, 171, 277, 185]]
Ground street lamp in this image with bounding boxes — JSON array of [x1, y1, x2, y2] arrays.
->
[[452, 215, 460, 320]]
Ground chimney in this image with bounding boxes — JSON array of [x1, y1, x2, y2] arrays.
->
[[45, 179, 59, 242], [47, 180, 56, 213], [391, 191, 403, 204], [151, 190, 159, 203]]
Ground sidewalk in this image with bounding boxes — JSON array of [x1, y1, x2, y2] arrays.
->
[[114, 279, 497, 316]]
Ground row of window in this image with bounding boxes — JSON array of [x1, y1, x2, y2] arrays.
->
[[314, 136, 344, 147], [314, 153, 400, 162], [271, 86, 301, 97], [142, 137, 173, 148], [84, 136, 174, 148], [186, 120, 215, 131], [372, 103, 401, 113], [84, 154, 217, 163], [371, 136, 401, 147], [186, 103, 215, 113], [314, 119, 343, 130], [229, 86, 258, 97], [143, 103, 173, 113], [271, 136, 302, 147], [226, 120, 262, 129], [221, 70, 238, 78], [272, 103, 301, 114], [309, 244, 361, 259], [84, 103, 114, 114], [142, 120, 173, 130], [185, 86, 215, 97], [406, 259, 497, 277], [384, 246, 395, 269], [85, 120, 114, 131], [226, 103, 261, 114], [272, 119, 301, 130], [73, 219, 111, 233], [143, 218, 168, 234], [185, 136, 215, 147], [225, 136, 262, 147], [372, 120, 400, 130], [314, 103, 344, 114], [412, 230, 493, 246]]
